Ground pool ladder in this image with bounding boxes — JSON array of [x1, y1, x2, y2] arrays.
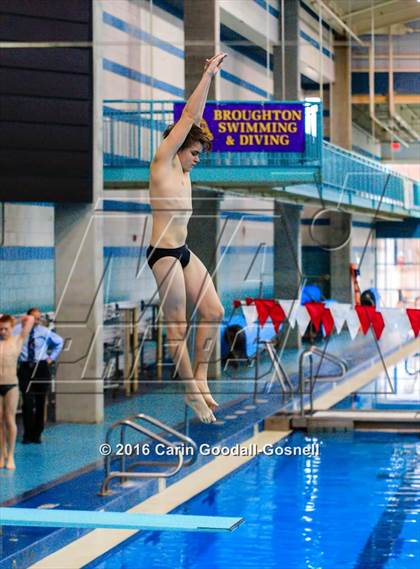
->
[[298, 347, 348, 416], [99, 413, 197, 496]]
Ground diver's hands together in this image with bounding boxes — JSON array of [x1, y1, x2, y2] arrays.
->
[[204, 52, 227, 77]]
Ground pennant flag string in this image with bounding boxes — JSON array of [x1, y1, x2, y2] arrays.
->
[[233, 299, 419, 340]]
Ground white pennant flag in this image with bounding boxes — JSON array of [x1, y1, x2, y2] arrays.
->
[[328, 303, 351, 335], [296, 305, 310, 336], [381, 308, 411, 336], [346, 307, 360, 340], [278, 299, 300, 327], [241, 304, 259, 328]]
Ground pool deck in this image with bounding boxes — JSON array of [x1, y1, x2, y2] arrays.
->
[[1, 329, 416, 505], [0, 330, 418, 569], [26, 429, 289, 569]]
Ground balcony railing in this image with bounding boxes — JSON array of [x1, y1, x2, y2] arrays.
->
[[322, 142, 407, 208], [103, 99, 323, 170], [103, 99, 419, 215]]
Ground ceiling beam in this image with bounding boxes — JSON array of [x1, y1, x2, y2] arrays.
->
[[353, 94, 420, 104], [313, 0, 367, 46], [342, 1, 398, 20], [351, 6, 420, 34]]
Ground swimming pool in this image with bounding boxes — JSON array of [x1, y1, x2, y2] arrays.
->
[[84, 431, 420, 569]]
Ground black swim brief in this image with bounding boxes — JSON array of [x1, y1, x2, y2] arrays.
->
[[146, 244, 191, 270], [0, 384, 17, 397]]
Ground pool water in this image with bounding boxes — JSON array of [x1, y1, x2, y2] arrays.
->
[[85, 432, 420, 569]]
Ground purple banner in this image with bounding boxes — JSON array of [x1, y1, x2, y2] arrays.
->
[[173, 102, 306, 153]]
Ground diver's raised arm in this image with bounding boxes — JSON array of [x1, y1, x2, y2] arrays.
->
[[153, 52, 226, 162]]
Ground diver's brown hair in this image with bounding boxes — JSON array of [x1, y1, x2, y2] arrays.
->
[[0, 314, 15, 326], [163, 123, 212, 152]]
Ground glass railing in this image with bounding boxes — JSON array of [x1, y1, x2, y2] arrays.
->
[[322, 141, 406, 207], [103, 99, 323, 169], [103, 99, 418, 214], [414, 181, 420, 208]]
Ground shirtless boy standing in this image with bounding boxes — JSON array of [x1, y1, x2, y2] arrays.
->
[[147, 53, 227, 424]]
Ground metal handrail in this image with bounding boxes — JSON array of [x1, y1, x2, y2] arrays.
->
[[309, 347, 348, 379], [127, 414, 197, 470], [298, 347, 348, 416], [405, 352, 419, 376], [99, 413, 197, 496], [298, 350, 314, 417]]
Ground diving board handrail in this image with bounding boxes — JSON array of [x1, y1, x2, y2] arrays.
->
[[405, 352, 419, 376], [298, 347, 348, 416], [309, 347, 348, 379], [100, 413, 197, 496], [126, 414, 198, 472]]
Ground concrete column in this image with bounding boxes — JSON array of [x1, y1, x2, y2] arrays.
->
[[188, 188, 223, 379], [274, 202, 302, 348], [331, 43, 352, 149], [54, 205, 104, 422], [273, 2, 302, 348], [54, 0, 104, 423], [329, 211, 353, 302], [184, 0, 219, 99], [273, 0, 301, 100]]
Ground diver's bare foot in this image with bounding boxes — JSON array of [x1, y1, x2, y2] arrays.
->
[[185, 392, 216, 424], [0, 456, 6, 468], [6, 456, 15, 470], [196, 380, 219, 411]]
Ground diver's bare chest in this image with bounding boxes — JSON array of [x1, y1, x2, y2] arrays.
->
[[150, 163, 192, 207]]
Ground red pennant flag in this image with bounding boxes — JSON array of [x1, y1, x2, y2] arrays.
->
[[305, 303, 335, 336], [355, 305, 373, 334], [253, 300, 286, 332], [355, 306, 385, 339], [323, 308, 335, 336], [406, 308, 420, 337], [233, 300, 242, 308], [254, 299, 270, 326], [371, 311, 385, 340], [270, 301, 286, 333], [305, 302, 325, 332]]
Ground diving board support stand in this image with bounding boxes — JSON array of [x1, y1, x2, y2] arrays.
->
[[0, 508, 243, 533]]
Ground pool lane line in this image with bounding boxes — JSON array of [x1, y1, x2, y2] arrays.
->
[[27, 429, 290, 569], [353, 453, 419, 569]]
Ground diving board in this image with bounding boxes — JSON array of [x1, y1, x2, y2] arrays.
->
[[0, 507, 244, 533]]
